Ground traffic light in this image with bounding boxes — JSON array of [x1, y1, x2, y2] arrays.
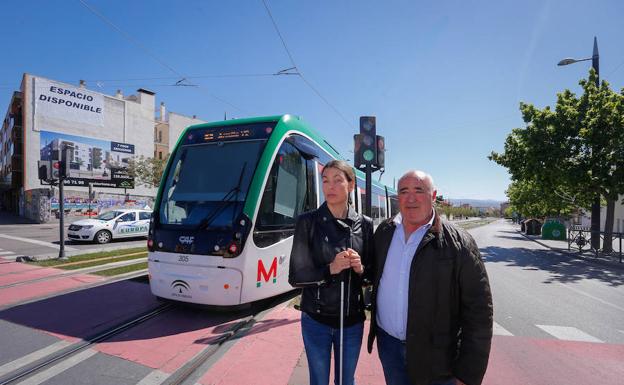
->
[[51, 161, 61, 180], [38, 160, 51, 181], [59, 145, 73, 179], [59, 160, 68, 179], [354, 116, 377, 168], [376, 135, 385, 169]]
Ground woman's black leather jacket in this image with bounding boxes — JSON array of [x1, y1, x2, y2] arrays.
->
[[289, 202, 374, 323]]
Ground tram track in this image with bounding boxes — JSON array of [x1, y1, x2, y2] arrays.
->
[[0, 286, 298, 385], [160, 291, 298, 385], [0, 303, 173, 385]]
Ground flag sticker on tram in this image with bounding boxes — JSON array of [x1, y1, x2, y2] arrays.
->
[[257, 257, 278, 287]]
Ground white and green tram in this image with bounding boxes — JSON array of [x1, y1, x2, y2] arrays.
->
[[148, 114, 397, 306]]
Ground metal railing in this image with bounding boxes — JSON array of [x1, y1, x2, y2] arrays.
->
[[568, 225, 623, 263]]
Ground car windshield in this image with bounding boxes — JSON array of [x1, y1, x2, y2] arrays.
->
[[158, 139, 266, 227], [97, 211, 124, 221]]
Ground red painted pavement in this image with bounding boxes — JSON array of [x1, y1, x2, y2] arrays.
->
[[354, 321, 385, 385], [95, 306, 247, 372], [0, 261, 46, 275], [196, 317, 624, 385], [2, 257, 619, 385], [0, 265, 71, 286], [198, 303, 303, 385], [0, 263, 105, 308], [483, 335, 624, 385]]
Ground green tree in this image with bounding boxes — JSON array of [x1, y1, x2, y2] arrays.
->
[[490, 70, 624, 252], [127, 155, 169, 188]]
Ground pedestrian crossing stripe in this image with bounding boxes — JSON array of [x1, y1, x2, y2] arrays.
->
[[493, 321, 513, 336], [492, 322, 606, 343], [0, 251, 16, 255], [536, 325, 603, 343]]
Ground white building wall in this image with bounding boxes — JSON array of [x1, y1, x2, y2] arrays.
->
[[23, 74, 156, 197], [20, 74, 158, 222], [168, 112, 205, 148]]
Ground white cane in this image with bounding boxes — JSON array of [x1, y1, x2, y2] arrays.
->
[[335, 219, 352, 385], [339, 278, 344, 385]]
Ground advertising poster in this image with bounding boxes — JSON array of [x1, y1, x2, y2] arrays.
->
[[40, 130, 135, 189], [35, 78, 104, 126]]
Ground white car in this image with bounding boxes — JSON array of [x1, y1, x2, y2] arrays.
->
[[67, 209, 152, 244]]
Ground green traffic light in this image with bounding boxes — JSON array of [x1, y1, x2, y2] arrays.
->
[[363, 149, 374, 161]]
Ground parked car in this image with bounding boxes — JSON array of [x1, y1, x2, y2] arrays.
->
[[67, 209, 152, 244]]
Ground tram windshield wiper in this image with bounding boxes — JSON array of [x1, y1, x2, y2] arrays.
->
[[196, 162, 247, 230]]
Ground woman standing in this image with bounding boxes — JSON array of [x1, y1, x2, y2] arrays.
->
[[289, 160, 373, 385]]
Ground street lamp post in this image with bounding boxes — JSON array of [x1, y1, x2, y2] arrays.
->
[[557, 36, 601, 251]]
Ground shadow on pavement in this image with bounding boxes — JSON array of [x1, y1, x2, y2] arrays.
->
[[482, 246, 624, 287], [0, 279, 298, 344]]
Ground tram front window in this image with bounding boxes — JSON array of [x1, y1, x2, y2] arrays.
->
[[158, 140, 265, 227]]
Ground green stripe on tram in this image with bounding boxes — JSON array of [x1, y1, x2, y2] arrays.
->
[[153, 114, 395, 220]]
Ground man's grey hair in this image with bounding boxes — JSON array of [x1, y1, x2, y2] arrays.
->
[[398, 170, 436, 192]]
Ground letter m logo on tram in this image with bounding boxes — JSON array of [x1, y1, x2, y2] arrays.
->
[[257, 257, 277, 287]]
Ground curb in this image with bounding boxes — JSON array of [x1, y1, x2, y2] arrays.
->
[[30, 242, 147, 261], [515, 229, 624, 270]]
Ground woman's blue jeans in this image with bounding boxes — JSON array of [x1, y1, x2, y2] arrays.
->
[[301, 312, 364, 385]]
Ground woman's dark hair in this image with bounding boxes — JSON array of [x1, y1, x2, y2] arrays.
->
[[322, 160, 356, 205], [322, 160, 355, 183]]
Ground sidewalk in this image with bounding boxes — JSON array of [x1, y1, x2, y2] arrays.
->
[[194, 302, 624, 385], [0, 210, 37, 225], [514, 226, 623, 268]]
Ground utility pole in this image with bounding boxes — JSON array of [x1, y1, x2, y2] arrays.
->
[[57, 144, 73, 260], [558, 36, 601, 251]]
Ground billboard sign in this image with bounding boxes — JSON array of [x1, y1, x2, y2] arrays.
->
[[40, 130, 134, 189], [35, 78, 104, 126]]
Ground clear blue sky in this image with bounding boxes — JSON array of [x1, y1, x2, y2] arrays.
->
[[2, 0, 623, 201]]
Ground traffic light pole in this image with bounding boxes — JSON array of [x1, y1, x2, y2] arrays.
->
[[365, 164, 372, 218], [58, 176, 67, 260]]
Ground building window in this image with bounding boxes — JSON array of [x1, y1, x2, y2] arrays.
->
[[158, 131, 162, 143], [158, 151, 162, 160]]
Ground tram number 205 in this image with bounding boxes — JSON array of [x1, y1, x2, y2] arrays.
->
[[178, 255, 189, 262]]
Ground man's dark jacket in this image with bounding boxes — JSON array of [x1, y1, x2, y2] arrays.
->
[[289, 203, 374, 321], [367, 213, 493, 385]]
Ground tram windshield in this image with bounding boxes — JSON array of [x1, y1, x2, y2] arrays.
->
[[158, 139, 266, 227]]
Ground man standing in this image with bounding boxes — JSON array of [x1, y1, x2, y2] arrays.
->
[[367, 170, 493, 385]]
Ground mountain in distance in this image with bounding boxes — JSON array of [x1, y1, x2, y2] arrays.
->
[[447, 198, 505, 208]]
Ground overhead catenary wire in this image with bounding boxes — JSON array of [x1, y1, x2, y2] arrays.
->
[[261, 0, 355, 130], [77, 0, 248, 115], [78, 0, 181, 78], [261, 0, 298, 70], [605, 60, 624, 78], [82, 73, 278, 83]]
